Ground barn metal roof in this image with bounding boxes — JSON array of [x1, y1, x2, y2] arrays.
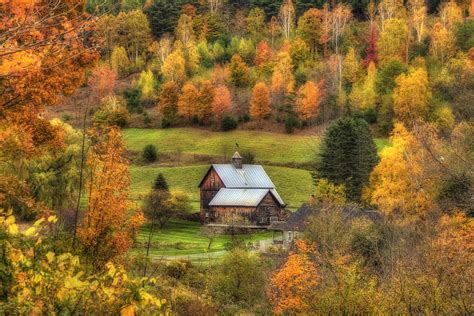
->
[[209, 188, 284, 207], [211, 164, 276, 188]]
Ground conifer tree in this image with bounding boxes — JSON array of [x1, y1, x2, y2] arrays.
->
[[153, 173, 169, 191], [313, 117, 379, 201]]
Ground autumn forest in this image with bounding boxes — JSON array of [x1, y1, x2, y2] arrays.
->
[[0, 0, 473, 314]]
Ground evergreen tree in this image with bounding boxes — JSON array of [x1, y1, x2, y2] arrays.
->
[[153, 173, 169, 191], [145, 0, 181, 38], [313, 117, 378, 201]]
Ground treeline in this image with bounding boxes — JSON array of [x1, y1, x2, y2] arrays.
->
[[85, 0, 473, 133]]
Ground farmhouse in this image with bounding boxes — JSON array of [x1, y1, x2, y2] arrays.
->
[[198, 152, 286, 225]]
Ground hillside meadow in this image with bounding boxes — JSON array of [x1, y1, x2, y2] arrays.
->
[[123, 128, 389, 164]]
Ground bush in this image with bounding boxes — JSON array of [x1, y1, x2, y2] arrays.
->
[[143, 111, 151, 125], [61, 112, 71, 122], [161, 116, 172, 128], [93, 109, 130, 128], [285, 114, 298, 134], [221, 115, 238, 131], [142, 144, 158, 162], [239, 114, 250, 122], [123, 88, 143, 113], [241, 150, 255, 164]]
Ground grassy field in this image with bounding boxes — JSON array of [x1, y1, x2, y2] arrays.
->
[[129, 164, 315, 210], [125, 127, 388, 260], [123, 128, 389, 164], [133, 219, 273, 262]]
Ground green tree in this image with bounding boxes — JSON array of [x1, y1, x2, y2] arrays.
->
[[246, 7, 266, 42], [142, 175, 171, 228], [378, 19, 409, 64], [114, 10, 151, 63], [145, 0, 181, 38], [142, 144, 157, 162], [153, 173, 169, 191], [111, 46, 130, 78], [313, 117, 378, 201], [209, 249, 268, 308], [296, 8, 323, 53]]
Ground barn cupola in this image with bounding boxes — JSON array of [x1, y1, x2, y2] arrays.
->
[[231, 151, 243, 169]]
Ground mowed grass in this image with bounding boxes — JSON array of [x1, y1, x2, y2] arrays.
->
[[129, 164, 314, 210], [123, 128, 389, 164], [133, 219, 273, 259], [124, 128, 319, 164]]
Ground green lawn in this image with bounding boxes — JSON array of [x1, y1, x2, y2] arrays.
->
[[123, 128, 389, 164], [133, 219, 273, 260], [129, 164, 314, 210]]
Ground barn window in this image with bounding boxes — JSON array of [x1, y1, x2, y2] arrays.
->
[[210, 176, 215, 185], [270, 216, 278, 223]]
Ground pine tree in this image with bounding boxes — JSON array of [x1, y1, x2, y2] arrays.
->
[[313, 117, 379, 201], [153, 173, 169, 191]]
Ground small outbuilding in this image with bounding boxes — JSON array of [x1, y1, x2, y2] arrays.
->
[[198, 152, 286, 226]]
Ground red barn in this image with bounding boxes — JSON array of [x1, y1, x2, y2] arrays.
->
[[198, 152, 286, 225]]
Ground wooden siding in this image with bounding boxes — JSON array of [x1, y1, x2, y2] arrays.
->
[[207, 192, 283, 225], [200, 168, 225, 222]]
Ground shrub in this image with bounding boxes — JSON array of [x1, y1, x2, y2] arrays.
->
[[123, 87, 143, 113], [93, 109, 130, 128], [221, 115, 238, 131], [61, 112, 71, 122], [241, 150, 255, 164], [285, 114, 298, 134], [142, 144, 158, 162], [143, 111, 151, 125]]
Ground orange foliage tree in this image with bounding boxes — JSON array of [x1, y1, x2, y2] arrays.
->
[[78, 128, 143, 266], [88, 64, 117, 103], [159, 81, 179, 127], [212, 85, 233, 122], [178, 82, 199, 121], [0, 0, 97, 217], [254, 41, 273, 66], [295, 80, 324, 121], [270, 240, 319, 315], [250, 82, 271, 121], [197, 80, 215, 124]]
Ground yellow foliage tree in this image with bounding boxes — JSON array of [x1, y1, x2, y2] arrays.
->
[[271, 51, 295, 102], [349, 62, 377, 110], [393, 67, 431, 124], [366, 123, 437, 217], [0, 210, 165, 314], [430, 22, 457, 64], [161, 49, 186, 83]]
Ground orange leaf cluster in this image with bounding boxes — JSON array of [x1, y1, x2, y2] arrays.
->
[[78, 128, 143, 266], [212, 85, 233, 122], [270, 240, 319, 315], [250, 82, 271, 121]]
